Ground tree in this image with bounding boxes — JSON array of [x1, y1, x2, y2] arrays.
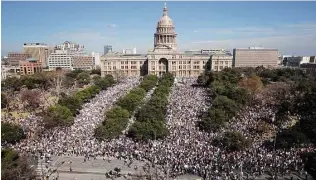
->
[[116, 91, 145, 113], [139, 75, 159, 92], [1, 148, 37, 180], [237, 74, 263, 94], [104, 106, 130, 123], [229, 87, 251, 105], [1, 122, 26, 145], [58, 95, 82, 116], [94, 75, 116, 90], [76, 71, 91, 86], [212, 96, 239, 119], [43, 105, 74, 128], [96, 107, 130, 140], [2, 76, 22, 91], [66, 69, 84, 79], [1, 93, 8, 109], [91, 68, 101, 75], [128, 120, 169, 142], [20, 89, 41, 111], [198, 108, 226, 132], [275, 128, 310, 149], [220, 131, 252, 152]]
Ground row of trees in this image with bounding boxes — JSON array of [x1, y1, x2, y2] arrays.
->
[[94, 75, 159, 140], [198, 68, 268, 151], [198, 69, 256, 133], [43, 75, 116, 129], [127, 73, 174, 142], [1, 68, 101, 92]]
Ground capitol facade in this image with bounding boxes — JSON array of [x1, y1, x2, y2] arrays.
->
[[100, 3, 214, 78]]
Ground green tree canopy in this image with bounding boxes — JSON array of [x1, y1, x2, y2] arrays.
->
[[1, 122, 26, 145], [58, 95, 82, 115], [128, 120, 168, 142], [219, 131, 252, 152], [212, 95, 239, 119], [76, 71, 91, 85], [104, 106, 130, 123], [43, 105, 74, 128], [1, 148, 36, 180]]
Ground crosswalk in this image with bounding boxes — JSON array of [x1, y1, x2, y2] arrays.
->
[[35, 158, 48, 179]]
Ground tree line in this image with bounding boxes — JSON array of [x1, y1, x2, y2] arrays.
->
[[127, 73, 174, 142], [94, 75, 159, 140], [43, 75, 116, 129]]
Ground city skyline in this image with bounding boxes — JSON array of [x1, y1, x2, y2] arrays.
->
[[2, 1, 316, 56]]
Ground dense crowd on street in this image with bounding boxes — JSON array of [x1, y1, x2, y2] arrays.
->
[[9, 77, 315, 179]]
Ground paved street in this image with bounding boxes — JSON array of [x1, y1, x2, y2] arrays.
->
[[39, 156, 314, 180]]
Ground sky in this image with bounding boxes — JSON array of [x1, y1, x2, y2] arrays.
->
[[1, 1, 316, 56]]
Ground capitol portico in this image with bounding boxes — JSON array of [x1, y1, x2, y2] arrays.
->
[[101, 3, 217, 78]]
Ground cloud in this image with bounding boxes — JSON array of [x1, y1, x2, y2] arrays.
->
[[107, 24, 118, 29], [193, 27, 276, 35], [187, 23, 316, 55], [188, 33, 316, 56]]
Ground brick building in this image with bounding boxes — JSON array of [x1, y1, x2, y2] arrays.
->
[[8, 52, 31, 66], [19, 58, 43, 75]]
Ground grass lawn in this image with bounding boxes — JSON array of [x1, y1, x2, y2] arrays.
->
[[1, 110, 30, 119]]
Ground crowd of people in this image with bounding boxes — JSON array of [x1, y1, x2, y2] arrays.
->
[[10, 77, 315, 179]]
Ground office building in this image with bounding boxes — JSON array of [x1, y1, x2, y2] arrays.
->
[[132, 47, 137, 54], [23, 43, 53, 68], [48, 53, 73, 70], [104, 45, 112, 55], [286, 56, 311, 67], [92, 52, 101, 67], [72, 56, 94, 70], [19, 58, 43, 75], [8, 52, 31, 66], [101, 3, 210, 78], [233, 47, 279, 68], [48, 41, 90, 70], [210, 54, 233, 72]]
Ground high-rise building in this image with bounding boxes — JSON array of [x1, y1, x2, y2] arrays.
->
[[233, 47, 279, 68], [7, 52, 31, 66], [104, 45, 112, 55], [23, 43, 53, 68]]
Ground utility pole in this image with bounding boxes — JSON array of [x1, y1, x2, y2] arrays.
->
[[240, 161, 243, 180], [166, 161, 169, 180]]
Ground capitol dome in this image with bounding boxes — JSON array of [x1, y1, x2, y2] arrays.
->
[[154, 3, 177, 51], [157, 12, 174, 27]]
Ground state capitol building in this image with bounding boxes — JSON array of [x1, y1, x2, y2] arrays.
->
[[101, 3, 233, 78]]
